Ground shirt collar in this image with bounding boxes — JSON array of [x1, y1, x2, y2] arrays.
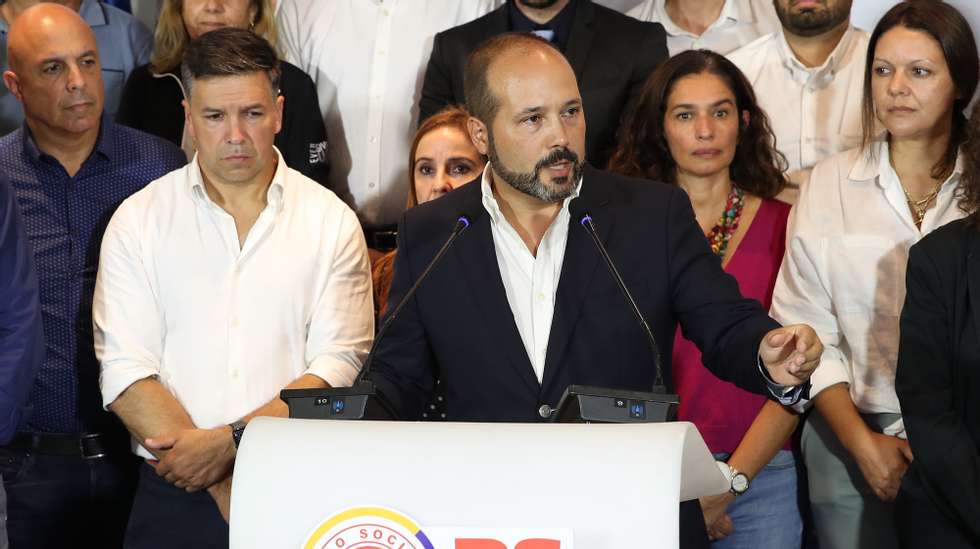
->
[[850, 138, 964, 190], [77, 0, 107, 28], [479, 162, 583, 227], [776, 24, 858, 88], [653, 0, 743, 38], [21, 112, 114, 166], [188, 146, 287, 212]]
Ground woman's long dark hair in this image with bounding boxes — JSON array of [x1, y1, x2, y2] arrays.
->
[[959, 102, 980, 226], [608, 49, 787, 198], [861, 1, 979, 181]]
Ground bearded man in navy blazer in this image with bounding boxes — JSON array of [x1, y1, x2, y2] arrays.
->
[[370, 33, 821, 548]]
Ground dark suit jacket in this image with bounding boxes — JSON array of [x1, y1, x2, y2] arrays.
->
[[896, 218, 980, 548], [418, 1, 668, 167], [370, 164, 778, 423]]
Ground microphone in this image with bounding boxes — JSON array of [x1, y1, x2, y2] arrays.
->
[[552, 206, 679, 423], [281, 214, 472, 421]]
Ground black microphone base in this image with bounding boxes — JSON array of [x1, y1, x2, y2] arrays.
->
[[553, 385, 680, 423], [280, 382, 398, 420]]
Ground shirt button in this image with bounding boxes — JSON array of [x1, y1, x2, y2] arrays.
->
[[368, 182, 376, 188], [231, 370, 239, 379], [232, 318, 240, 328], [536, 292, 545, 301], [370, 136, 378, 144]]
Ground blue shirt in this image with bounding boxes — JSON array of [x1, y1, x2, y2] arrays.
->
[[0, 0, 153, 135], [0, 118, 185, 433], [0, 168, 42, 443]]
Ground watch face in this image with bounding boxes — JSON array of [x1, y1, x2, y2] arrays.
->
[[732, 473, 749, 494]]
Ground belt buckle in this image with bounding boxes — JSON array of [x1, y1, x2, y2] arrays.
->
[[79, 433, 106, 460]]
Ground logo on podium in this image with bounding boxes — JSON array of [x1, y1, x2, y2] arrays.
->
[[304, 506, 572, 549], [304, 506, 434, 549]]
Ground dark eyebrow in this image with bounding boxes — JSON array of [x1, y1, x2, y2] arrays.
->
[[515, 106, 544, 119], [40, 50, 98, 66], [670, 98, 735, 111], [239, 103, 265, 112]]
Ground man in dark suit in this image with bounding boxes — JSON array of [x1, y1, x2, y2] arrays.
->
[[418, 0, 668, 167], [372, 33, 820, 548]]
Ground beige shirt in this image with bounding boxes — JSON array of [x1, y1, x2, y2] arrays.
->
[[730, 25, 872, 197], [628, 0, 779, 56], [771, 141, 966, 435]]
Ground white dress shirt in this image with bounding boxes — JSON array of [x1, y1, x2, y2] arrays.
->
[[276, 0, 501, 227], [729, 25, 871, 193], [480, 165, 581, 384], [628, 0, 779, 56], [770, 141, 966, 435], [94, 149, 374, 458]]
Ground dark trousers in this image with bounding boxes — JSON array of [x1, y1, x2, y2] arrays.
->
[[0, 445, 139, 549], [124, 463, 228, 549]]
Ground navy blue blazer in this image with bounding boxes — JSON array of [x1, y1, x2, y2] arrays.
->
[[369, 165, 779, 422]]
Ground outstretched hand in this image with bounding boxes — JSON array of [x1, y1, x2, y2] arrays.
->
[[759, 324, 823, 386]]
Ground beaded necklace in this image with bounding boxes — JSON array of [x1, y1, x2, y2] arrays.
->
[[706, 186, 745, 259]]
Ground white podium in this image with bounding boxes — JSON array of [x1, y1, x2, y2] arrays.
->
[[230, 418, 727, 549]]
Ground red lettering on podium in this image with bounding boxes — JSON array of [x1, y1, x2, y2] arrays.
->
[[515, 540, 561, 549], [455, 540, 507, 549]]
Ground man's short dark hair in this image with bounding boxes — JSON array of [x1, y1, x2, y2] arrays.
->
[[463, 32, 562, 126], [181, 27, 281, 100]]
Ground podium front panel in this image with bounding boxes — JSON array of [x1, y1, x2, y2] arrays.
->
[[230, 418, 726, 548]]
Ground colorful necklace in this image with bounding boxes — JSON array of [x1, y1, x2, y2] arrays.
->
[[706, 186, 745, 259]]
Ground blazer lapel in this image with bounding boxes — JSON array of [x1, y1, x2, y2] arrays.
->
[[452, 186, 540, 395], [541, 165, 612, 393], [564, 0, 596, 83], [967, 231, 980, 351]]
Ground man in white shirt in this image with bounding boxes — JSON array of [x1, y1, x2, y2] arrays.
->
[[93, 28, 373, 548], [275, 0, 501, 248], [729, 0, 869, 200], [628, 0, 779, 56]]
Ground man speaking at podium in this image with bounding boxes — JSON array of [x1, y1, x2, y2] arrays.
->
[[369, 33, 821, 547]]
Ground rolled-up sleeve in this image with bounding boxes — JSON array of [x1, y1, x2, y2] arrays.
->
[[94, 200, 164, 409], [0, 175, 43, 443], [770, 168, 850, 410], [305, 205, 373, 387]]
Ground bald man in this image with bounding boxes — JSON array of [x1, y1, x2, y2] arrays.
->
[[0, 0, 152, 135], [370, 33, 822, 548], [0, 5, 184, 548]]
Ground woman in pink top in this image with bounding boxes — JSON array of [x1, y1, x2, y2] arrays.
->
[[610, 50, 799, 548]]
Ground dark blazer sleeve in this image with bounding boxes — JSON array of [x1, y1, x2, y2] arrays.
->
[[0, 174, 43, 443], [664, 186, 779, 396], [418, 31, 458, 126], [367, 212, 437, 420], [896, 239, 980, 542], [116, 65, 150, 130], [277, 64, 330, 186], [625, 22, 667, 114]]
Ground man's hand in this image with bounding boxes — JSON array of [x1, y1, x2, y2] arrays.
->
[[759, 324, 823, 386], [208, 476, 233, 523], [852, 432, 913, 501], [699, 493, 734, 540], [145, 427, 236, 491]]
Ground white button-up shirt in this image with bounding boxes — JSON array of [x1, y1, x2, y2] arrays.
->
[[276, 0, 501, 227], [730, 25, 871, 191], [628, 0, 779, 56], [480, 165, 581, 384], [771, 141, 966, 435], [94, 149, 374, 458]]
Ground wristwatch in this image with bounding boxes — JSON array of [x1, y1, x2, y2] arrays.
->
[[229, 420, 247, 449], [716, 460, 750, 496]]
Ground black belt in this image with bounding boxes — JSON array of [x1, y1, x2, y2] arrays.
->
[[9, 432, 108, 459], [364, 224, 398, 251]]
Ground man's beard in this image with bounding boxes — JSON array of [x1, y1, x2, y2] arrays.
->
[[488, 131, 583, 203], [775, 0, 851, 37]]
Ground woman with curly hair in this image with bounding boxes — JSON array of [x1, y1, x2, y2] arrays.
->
[[116, 0, 328, 184], [770, 2, 979, 547], [894, 103, 980, 548], [609, 49, 801, 548]]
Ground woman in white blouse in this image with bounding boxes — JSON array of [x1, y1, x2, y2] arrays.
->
[[770, 3, 979, 548]]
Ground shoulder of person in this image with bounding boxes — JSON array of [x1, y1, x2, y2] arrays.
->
[[727, 31, 778, 67], [111, 123, 186, 167], [913, 217, 977, 266]]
